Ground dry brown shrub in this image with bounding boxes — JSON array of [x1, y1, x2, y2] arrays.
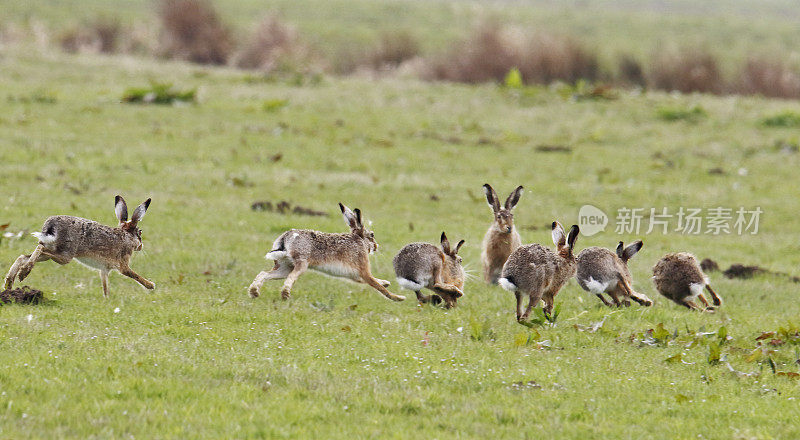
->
[[735, 57, 800, 99], [234, 15, 301, 72], [424, 23, 597, 85], [649, 47, 722, 94], [158, 0, 233, 65]]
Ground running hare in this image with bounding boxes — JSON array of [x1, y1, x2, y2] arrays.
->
[[576, 240, 653, 307], [393, 232, 465, 308], [3, 196, 154, 297], [248, 203, 404, 302], [652, 252, 722, 311], [499, 222, 579, 322], [481, 184, 523, 284]]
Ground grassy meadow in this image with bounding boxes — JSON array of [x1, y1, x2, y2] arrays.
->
[[2, 1, 800, 439]]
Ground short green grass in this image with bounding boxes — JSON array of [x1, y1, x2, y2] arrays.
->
[[1, 45, 800, 439]]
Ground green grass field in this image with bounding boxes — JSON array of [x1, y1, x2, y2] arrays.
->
[[2, 2, 800, 437]]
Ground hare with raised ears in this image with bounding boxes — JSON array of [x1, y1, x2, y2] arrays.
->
[[481, 184, 523, 284], [498, 222, 578, 323], [576, 240, 653, 307], [4, 196, 154, 298], [393, 232, 465, 308], [652, 252, 722, 311], [248, 203, 404, 302]]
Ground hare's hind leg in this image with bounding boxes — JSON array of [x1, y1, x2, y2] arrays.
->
[[6, 245, 52, 288], [280, 260, 308, 300], [679, 298, 703, 311], [249, 260, 293, 298], [100, 270, 110, 298], [619, 279, 653, 306], [519, 291, 540, 322], [595, 293, 613, 307]]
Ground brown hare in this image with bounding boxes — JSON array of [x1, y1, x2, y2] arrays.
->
[[499, 221, 579, 323], [576, 240, 653, 307], [248, 203, 405, 302], [652, 252, 722, 311], [481, 183, 523, 284], [3, 196, 154, 298], [393, 232, 465, 308]]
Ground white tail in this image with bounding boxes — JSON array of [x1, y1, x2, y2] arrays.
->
[[498, 277, 516, 291]]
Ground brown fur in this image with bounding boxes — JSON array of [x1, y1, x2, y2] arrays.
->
[[481, 184, 523, 284], [499, 221, 578, 322], [3, 196, 153, 298], [652, 252, 722, 311], [248, 203, 404, 302], [393, 232, 465, 308], [576, 241, 653, 307]]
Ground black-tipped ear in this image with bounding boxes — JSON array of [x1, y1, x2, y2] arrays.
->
[[440, 232, 451, 254], [340, 203, 358, 229], [616, 241, 625, 259], [567, 225, 579, 249], [130, 198, 151, 225], [551, 221, 565, 247], [621, 240, 643, 262], [354, 209, 362, 227], [505, 185, 523, 210], [115, 195, 128, 223], [483, 184, 500, 212], [454, 239, 465, 255]]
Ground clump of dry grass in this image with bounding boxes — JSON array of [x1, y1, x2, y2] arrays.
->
[[59, 17, 122, 54], [367, 31, 421, 70], [424, 22, 518, 83], [648, 47, 722, 94], [424, 22, 598, 85], [735, 57, 800, 99], [158, 0, 232, 65], [617, 54, 646, 87], [233, 15, 302, 72], [517, 32, 599, 84]]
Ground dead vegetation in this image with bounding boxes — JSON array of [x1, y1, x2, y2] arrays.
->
[[234, 15, 304, 72], [648, 47, 722, 94], [158, 0, 233, 65]]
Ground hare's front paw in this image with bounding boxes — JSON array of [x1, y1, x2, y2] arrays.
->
[[376, 278, 391, 287], [144, 280, 155, 290], [248, 285, 260, 298]]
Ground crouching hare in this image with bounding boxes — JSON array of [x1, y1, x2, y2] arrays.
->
[[652, 252, 722, 311], [576, 240, 653, 307], [4, 196, 154, 297], [393, 232, 465, 308], [248, 203, 404, 302], [499, 222, 578, 323], [481, 184, 523, 284]]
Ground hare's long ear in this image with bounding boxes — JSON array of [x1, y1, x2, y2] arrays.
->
[[551, 221, 566, 247], [621, 240, 643, 262], [616, 241, 625, 259], [440, 232, 451, 254], [454, 239, 465, 255], [505, 185, 523, 210], [483, 184, 500, 213], [354, 208, 363, 229], [115, 195, 128, 224], [567, 225, 580, 250], [339, 203, 358, 230], [130, 198, 151, 226]]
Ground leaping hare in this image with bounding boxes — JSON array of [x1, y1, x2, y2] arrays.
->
[[652, 252, 722, 311], [576, 240, 653, 307], [393, 232, 465, 308], [481, 184, 523, 284], [499, 222, 579, 322], [4, 196, 154, 297], [248, 203, 404, 302]]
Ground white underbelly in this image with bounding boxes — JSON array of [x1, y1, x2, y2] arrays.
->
[[311, 263, 358, 279], [76, 257, 111, 271]]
